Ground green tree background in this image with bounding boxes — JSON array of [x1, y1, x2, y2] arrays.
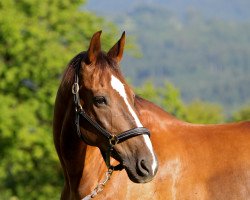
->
[[0, 0, 117, 199], [0, 1, 249, 199]]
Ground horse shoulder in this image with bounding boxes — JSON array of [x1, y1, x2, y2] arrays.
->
[[149, 120, 250, 200]]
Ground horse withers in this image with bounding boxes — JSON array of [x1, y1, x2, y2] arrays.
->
[[53, 31, 158, 200]]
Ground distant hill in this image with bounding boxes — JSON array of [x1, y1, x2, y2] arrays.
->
[[85, 1, 250, 112], [86, 0, 250, 21]]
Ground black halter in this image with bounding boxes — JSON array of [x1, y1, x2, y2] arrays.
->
[[72, 65, 151, 170]]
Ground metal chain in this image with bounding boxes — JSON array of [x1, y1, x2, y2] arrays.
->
[[82, 168, 114, 200]]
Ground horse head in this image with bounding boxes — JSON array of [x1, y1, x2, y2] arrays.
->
[[71, 31, 158, 183]]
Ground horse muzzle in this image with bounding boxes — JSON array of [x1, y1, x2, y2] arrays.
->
[[123, 155, 158, 183]]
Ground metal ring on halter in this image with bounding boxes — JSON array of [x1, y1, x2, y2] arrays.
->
[[72, 83, 79, 94], [109, 135, 119, 146]]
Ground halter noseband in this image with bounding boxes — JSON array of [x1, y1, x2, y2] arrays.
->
[[72, 65, 151, 170]]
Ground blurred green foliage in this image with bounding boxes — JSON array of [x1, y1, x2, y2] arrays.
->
[[0, 1, 249, 200], [136, 81, 186, 120], [185, 100, 224, 124], [230, 104, 250, 122], [136, 81, 248, 124], [0, 0, 117, 199]]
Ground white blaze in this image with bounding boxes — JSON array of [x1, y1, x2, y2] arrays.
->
[[111, 75, 157, 173]]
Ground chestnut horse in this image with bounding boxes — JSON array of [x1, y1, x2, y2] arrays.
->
[[53, 31, 250, 200]]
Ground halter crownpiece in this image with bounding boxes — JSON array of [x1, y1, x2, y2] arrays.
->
[[72, 64, 151, 170]]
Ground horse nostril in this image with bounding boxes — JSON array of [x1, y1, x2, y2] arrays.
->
[[137, 159, 150, 177]]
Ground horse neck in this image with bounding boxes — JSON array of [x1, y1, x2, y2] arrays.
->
[[54, 72, 90, 190]]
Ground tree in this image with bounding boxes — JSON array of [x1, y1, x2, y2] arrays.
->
[[184, 100, 224, 124], [136, 81, 224, 124], [136, 81, 186, 119], [135, 81, 161, 104], [0, 0, 117, 199], [230, 104, 250, 122], [158, 82, 186, 120]]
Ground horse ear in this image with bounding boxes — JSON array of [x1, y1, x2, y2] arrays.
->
[[107, 31, 125, 63], [87, 30, 102, 63]]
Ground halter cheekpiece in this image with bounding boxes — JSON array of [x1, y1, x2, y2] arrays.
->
[[72, 63, 151, 171]]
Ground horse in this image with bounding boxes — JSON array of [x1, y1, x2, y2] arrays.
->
[[53, 31, 158, 200], [53, 31, 250, 200]]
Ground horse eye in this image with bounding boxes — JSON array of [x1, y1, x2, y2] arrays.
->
[[93, 96, 107, 106]]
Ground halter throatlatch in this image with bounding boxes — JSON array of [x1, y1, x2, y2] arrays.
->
[[72, 65, 151, 171]]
